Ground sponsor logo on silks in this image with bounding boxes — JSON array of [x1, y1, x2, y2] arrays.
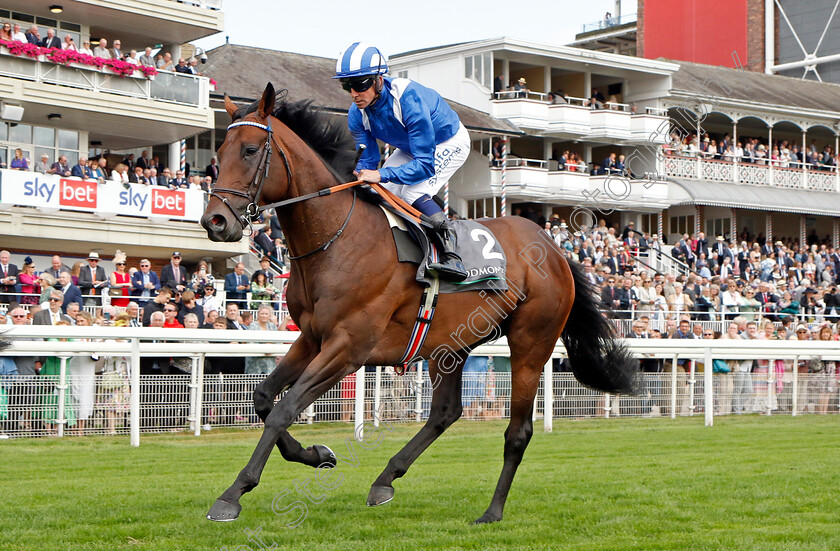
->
[[151, 188, 186, 216], [119, 187, 149, 210], [59, 179, 97, 208], [467, 266, 504, 278]]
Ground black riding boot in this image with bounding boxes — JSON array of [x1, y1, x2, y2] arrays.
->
[[427, 212, 468, 282]]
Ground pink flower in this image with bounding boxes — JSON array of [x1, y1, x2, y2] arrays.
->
[[1, 39, 157, 78]]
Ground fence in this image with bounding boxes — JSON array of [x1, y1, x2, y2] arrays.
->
[[2, 327, 839, 444]]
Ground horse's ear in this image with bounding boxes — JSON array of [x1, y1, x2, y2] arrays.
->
[[257, 82, 276, 119], [224, 94, 238, 118]]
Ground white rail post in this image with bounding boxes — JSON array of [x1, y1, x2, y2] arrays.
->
[[57, 356, 70, 438], [543, 360, 553, 432], [130, 338, 141, 448], [373, 366, 381, 428], [688, 360, 696, 416], [791, 356, 799, 417], [767, 358, 775, 416], [194, 353, 205, 436], [604, 394, 611, 418], [188, 355, 199, 435], [670, 354, 679, 419], [415, 361, 423, 423], [704, 346, 713, 427], [354, 366, 365, 441]]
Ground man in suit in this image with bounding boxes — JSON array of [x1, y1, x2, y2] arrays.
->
[[174, 58, 191, 74], [205, 158, 220, 182], [136, 150, 149, 171], [121, 153, 135, 172], [129, 166, 148, 184], [254, 226, 274, 257], [57, 271, 82, 313], [0, 250, 20, 305], [600, 276, 620, 310], [93, 38, 111, 58], [224, 262, 249, 310], [170, 170, 188, 189], [131, 259, 161, 304], [77, 252, 107, 306], [46, 255, 71, 280], [160, 251, 187, 293], [71, 157, 93, 179], [25, 25, 40, 45], [33, 290, 73, 325], [110, 39, 124, 60], [40, 28, 61, 49], [50, 155, 72, 177]]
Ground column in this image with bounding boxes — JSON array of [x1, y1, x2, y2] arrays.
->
[[695, 205, 702, 237], [766, 212, 773, 244], [833, 218, 839, 249], [767, 125, 773, 185], [730, 208, 737, 243], [544, 67, 551, 97], [500, 136, 508, 216], [800, 215, 807, 248], [802, 131, 808, 189], [732, 122, 738, 182], [657, 210, 663, 239], [168, 141, 181, 173]]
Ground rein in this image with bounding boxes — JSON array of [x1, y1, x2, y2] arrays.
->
[[210, 114, 430, 261]]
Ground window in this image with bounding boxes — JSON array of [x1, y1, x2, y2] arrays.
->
[[34, 127, 55, 147], [58, 129, 78, 150], [397, 70, 408, 79], [640, 213, 657, 235], [467, 198, 499, 219], [670, 215, 695, 236], [9, 123, 32, 144], [464, 53, 492, 89], [705, 218, 731, 240]]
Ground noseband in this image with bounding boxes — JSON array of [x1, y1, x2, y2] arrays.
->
[[209, 117, 293, 232]]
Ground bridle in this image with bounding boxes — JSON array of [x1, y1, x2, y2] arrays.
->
[[209, 114, 357, 261]]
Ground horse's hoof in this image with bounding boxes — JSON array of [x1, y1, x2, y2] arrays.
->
[[366, 485, 394, 507], [206, 499, 242, 522], [313, 444, 336, 468], [473, 512, 502, 524]]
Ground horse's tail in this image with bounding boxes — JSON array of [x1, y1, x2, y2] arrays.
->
[[560, 260, 640, 395]]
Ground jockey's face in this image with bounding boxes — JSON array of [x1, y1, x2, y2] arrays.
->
[[348, 76, 379, 110]]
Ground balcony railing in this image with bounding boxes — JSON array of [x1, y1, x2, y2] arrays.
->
[[661, 151, 840, 192], [0, 47, 209, 109], [582, 13, 638, 33]]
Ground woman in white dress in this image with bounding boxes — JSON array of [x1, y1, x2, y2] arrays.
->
[[70, 311, 98, 435]]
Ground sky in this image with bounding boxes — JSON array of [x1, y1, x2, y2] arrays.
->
[[194, 0, 627, 59]]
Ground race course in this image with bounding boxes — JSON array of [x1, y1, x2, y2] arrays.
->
[[2, 416, 838, 551]]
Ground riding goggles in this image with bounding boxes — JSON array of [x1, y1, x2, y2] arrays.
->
[[340, 76, 375, 93]]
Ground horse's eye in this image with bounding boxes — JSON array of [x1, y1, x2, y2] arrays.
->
[[245, 146, 259, 156]]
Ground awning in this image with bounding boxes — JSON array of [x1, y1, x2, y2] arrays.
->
[[667, 178, 840, 217]]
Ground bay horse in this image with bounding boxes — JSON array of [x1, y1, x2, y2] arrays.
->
[[200, 83, 638, 524]]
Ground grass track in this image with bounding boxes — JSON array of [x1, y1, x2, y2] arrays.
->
[[1, 416, 838, 551]]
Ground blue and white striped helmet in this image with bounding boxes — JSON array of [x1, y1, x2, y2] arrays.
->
[[333, 42, 388, 79]]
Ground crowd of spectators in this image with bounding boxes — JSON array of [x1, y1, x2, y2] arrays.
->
[[666, 132, 839, 171]]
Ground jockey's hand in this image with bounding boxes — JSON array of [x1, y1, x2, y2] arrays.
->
[[358, 169, 381, 183]]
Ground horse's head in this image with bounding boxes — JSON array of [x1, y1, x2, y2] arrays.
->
[[201, 83, 290, 242]]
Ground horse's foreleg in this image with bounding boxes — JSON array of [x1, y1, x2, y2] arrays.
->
[[253, 339, 335, 468], [207, 341, 360, 522], [368, 360, 463, 506], [474, 362, 542, 524]]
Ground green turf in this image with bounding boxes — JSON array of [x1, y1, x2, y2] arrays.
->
[[1, 416, 838, 551]]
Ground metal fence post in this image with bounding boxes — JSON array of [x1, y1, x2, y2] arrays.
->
[[670, 354, 678, 419], [194, 354, 206, 436], [57, 356, 70, 438], [704, 346, 713, 427], [354, 366, 365, 441], [767, 358, 774, 416], [188, 355, 199, 435], [687, 360, 696, 416], [130, 338, 141, 448], [604, 394, 611, 418], [543, 360, 553, 432], [373, 366, 381, 428], [414, 361, 423, 423], [791, 355, 799, 417]]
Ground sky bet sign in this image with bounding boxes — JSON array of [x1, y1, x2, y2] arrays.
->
[[1, 169, 201, 221]]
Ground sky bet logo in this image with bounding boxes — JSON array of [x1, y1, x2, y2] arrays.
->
[[119, 186, 148, 210], [151, 188, 185, 216], [23, 177, 97, 208]]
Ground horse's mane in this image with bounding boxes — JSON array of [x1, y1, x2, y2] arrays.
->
[[233, 98, 357, 181]]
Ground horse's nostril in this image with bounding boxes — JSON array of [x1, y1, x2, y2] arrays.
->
[[211, 215, 226, 227]]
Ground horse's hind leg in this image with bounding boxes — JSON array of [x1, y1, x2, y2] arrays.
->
[[253, 338, 336, 468], [367, 357, 464, 506]]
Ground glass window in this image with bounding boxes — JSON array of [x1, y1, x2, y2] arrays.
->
[[60, 22, 81, 32], [464, 56, 472, 80], [34, 126, 55, 147], [482, 53, 492, 88], [0, 122, 7, 142], [9, 123, 32, 144], [59, 149, 78, 166], [12, 12, 34, 23], [36, 17, 57, 27], [57, 129, 78, 150]]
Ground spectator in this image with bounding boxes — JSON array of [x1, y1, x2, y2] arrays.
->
[[812, 325, 837, 415], [162, 303, 184, 328], [170, 169, 188, 188], [56, 271, 82, 313], [224, 263, 249, 310], [50, 155, 71, 177], [126, 50, 140, 65], [34, 153, 50, 174], [245, 304, 278, 375], [129, 166, 147, 184], [93, 38, 110, 58], [78, 252, 107, 306], [71, 156, 93, 179], [10, 148, 28, 171], [160, 251, 187, 293], [11, 23, 26, 43], [62, 35, 77, 51], [128, 259, 159, 305], [188, 57, 202, 76], [142, 288, 172, 327], [38, 27, 59, 48], [0, 250, 20, 305], [249, 270, 279, 310], [139, 47, 156, 68], [24, 24, 39, 45], [190, 260, 215, 292], [108, 250, 131, 308], [156, 52, 174, 71], [513, 77, 528, 98], [79, 40, 93, 56], [198, 284, 220, 316], [174, 58, 191, 73], [205, 158, 220, 182], [32, 289, 72, 325], [18, 258, 39, 306], [110, 39, 124, 60], [203, 309, 220, 329], [37, 272, 57, 305], [177, 290, 204, 327], [0, 22, 11, 41]]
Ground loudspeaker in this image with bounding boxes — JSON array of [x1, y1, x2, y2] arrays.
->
[[0, 103, 24, 121]]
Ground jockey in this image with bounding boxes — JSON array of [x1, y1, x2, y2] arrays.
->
[[334, 42, 470, 282]]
